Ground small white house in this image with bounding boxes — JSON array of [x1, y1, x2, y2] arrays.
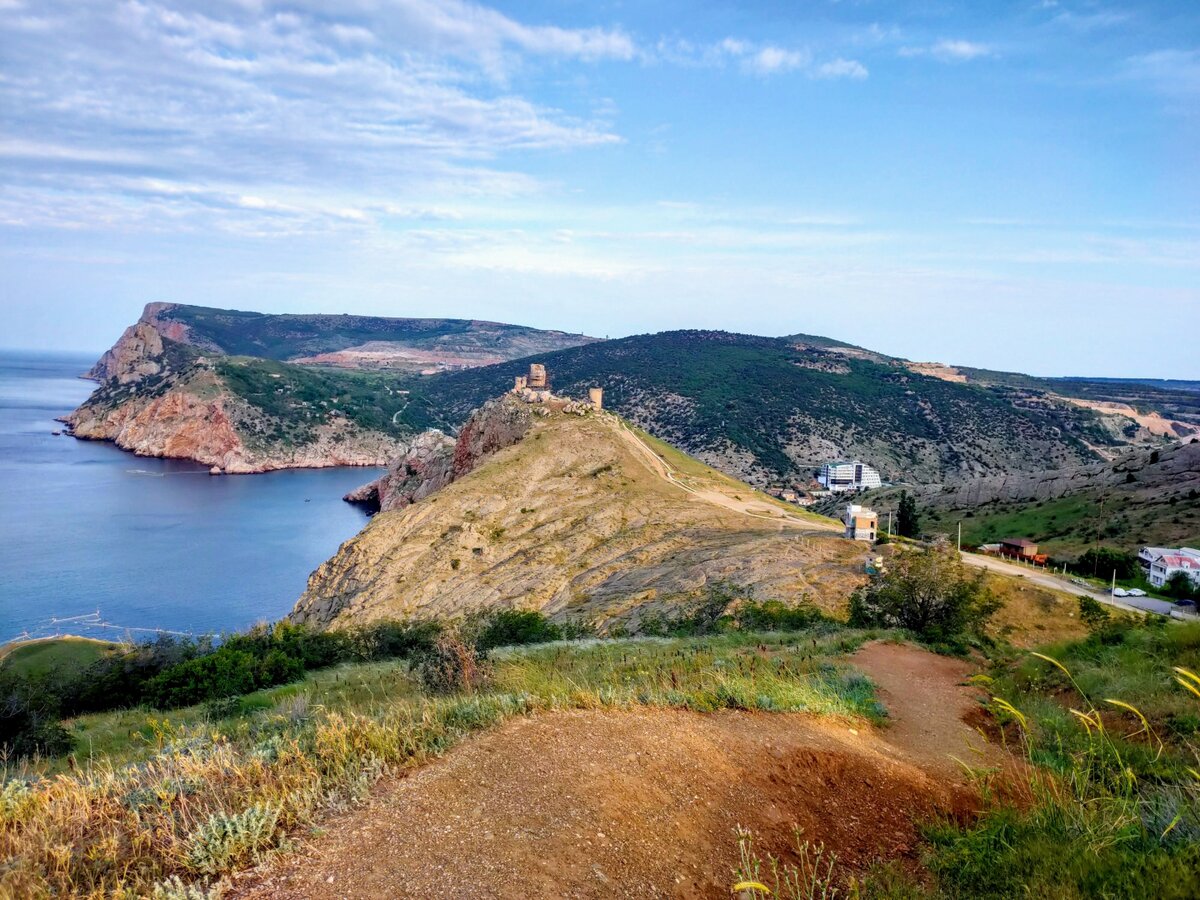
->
[[843, 504, 878, 542], [1139, 546, 1173, 569], [819, 460, 882, 493]]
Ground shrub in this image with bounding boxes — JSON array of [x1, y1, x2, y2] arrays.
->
[[468, 609, 563, 651], [848, 543, 999, 644], [1078, 595, 1111, 633], [1166, 572, 1200, 601], [735, 599, 826, 632], [0, 671, 74, 759], [411, 633, 489, 694], [184, 802, 282, 875]]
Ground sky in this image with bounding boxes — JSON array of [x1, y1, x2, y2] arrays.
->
[[1, 0, 1197, 377]]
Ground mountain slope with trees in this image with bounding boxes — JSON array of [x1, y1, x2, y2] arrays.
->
[[399, 330, 1116, 484]]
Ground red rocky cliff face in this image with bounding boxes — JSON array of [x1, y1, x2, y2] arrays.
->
[[348, 397, 534, 512], [452, 397, 534, 479]]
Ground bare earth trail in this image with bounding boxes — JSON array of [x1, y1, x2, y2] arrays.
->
[[611, 418, 842, 534], [235, 643, 1000, 899]]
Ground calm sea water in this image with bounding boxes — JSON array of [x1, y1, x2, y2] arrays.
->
[[0, 351, 381, 644]]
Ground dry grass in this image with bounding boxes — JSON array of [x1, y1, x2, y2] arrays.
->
[[983, 575, 1088, 648], [0, 631, 881, 898]]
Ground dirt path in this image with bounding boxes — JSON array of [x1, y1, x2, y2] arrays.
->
[[611, 418, 841, 533], [234, 643, 997, 899]]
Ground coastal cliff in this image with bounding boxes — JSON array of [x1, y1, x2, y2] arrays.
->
[[65, 303, 599, 473], [65, 362, 403, 473]]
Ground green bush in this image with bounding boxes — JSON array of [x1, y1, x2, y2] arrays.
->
[[469, 609, 563, 651], [735, 599, 827, 632], [848, 544, 999, 645]]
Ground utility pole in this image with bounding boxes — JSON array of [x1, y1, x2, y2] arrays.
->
[[957, 521, 962, 554], [1111, 569, 1117, 598], [887, 511, 892, 537]]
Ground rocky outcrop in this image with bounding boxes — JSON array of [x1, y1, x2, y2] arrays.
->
[[908, 440, 1200, 509], [84, 303, 202, 381], [346, 430, 457, 511], [451, 397, 533, 478], [346, 396, 533, 512]]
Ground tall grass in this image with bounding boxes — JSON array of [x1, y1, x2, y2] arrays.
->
[[923, 633, 1200, 898], [0, 630, 880, 897]]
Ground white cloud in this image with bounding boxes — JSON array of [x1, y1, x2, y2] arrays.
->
[[814, 58, 869, 80], [681, 38, 864, 80], [1051, 9, 1131, 30], [746, 46, 810, 74], [900, 39, 993, 62], [1124, 49, 1200, 98]]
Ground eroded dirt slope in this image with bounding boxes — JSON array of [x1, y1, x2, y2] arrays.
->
[[236, 642, 998, 899]]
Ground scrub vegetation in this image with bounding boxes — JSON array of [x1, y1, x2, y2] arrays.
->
[[0, 624, 882, 897]]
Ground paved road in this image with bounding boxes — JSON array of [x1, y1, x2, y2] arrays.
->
[[960, 552, 1176, 616]]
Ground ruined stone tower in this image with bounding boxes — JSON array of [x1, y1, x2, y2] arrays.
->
[[528, 363, 547, 390], [588, 387, 603, 411]]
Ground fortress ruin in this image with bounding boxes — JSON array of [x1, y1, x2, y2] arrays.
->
[[512, 363, 603, 411]]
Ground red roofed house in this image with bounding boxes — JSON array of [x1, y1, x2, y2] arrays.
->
[[1149, 552, 1200, 590]]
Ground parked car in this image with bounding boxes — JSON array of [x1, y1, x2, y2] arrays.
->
[[1113, 588, 1130, 597], [1127, 588, 1147, 597]]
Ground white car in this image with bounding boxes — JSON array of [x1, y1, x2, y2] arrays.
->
[[1126, 588, 1147, 597], [1112, 588, 1130, 597]]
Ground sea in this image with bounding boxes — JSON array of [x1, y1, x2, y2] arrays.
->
[[0, 351, 382, 644]]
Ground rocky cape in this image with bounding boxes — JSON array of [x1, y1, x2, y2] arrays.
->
[[65, 302, 601, 473], [64, 365, 402, 474], [290, 399, 867, 631]]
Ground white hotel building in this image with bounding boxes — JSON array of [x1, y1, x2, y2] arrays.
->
[[819, 460, 883, 493]]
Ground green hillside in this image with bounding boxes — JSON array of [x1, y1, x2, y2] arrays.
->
[[147, 304, 595, 363], [399, 330, 1111, 483]]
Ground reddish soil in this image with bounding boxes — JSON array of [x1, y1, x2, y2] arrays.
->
[[234, 642, 999, 899]]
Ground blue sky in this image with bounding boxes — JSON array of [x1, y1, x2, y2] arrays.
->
[[2, 0, 1197, 376]]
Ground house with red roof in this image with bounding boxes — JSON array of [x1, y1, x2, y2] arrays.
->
[[1148, 550, 1200, 589]]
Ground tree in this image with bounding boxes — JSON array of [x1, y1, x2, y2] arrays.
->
[[1076, 548, 1139, 581], [896, 491, 920, 538], [1164, 571, 1199, 601], [848, 544, 999, 642]]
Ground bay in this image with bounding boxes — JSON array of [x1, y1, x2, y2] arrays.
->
[[0, 351, 381, 643]]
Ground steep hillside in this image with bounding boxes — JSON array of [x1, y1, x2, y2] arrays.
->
[[862, 440, 1200, 557], [65, 347, 420, 472], [398, 331, 1111, 484], [88, 302, 597, 379], [67, 302, 595, 471], [290, 396, 864, 630]]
